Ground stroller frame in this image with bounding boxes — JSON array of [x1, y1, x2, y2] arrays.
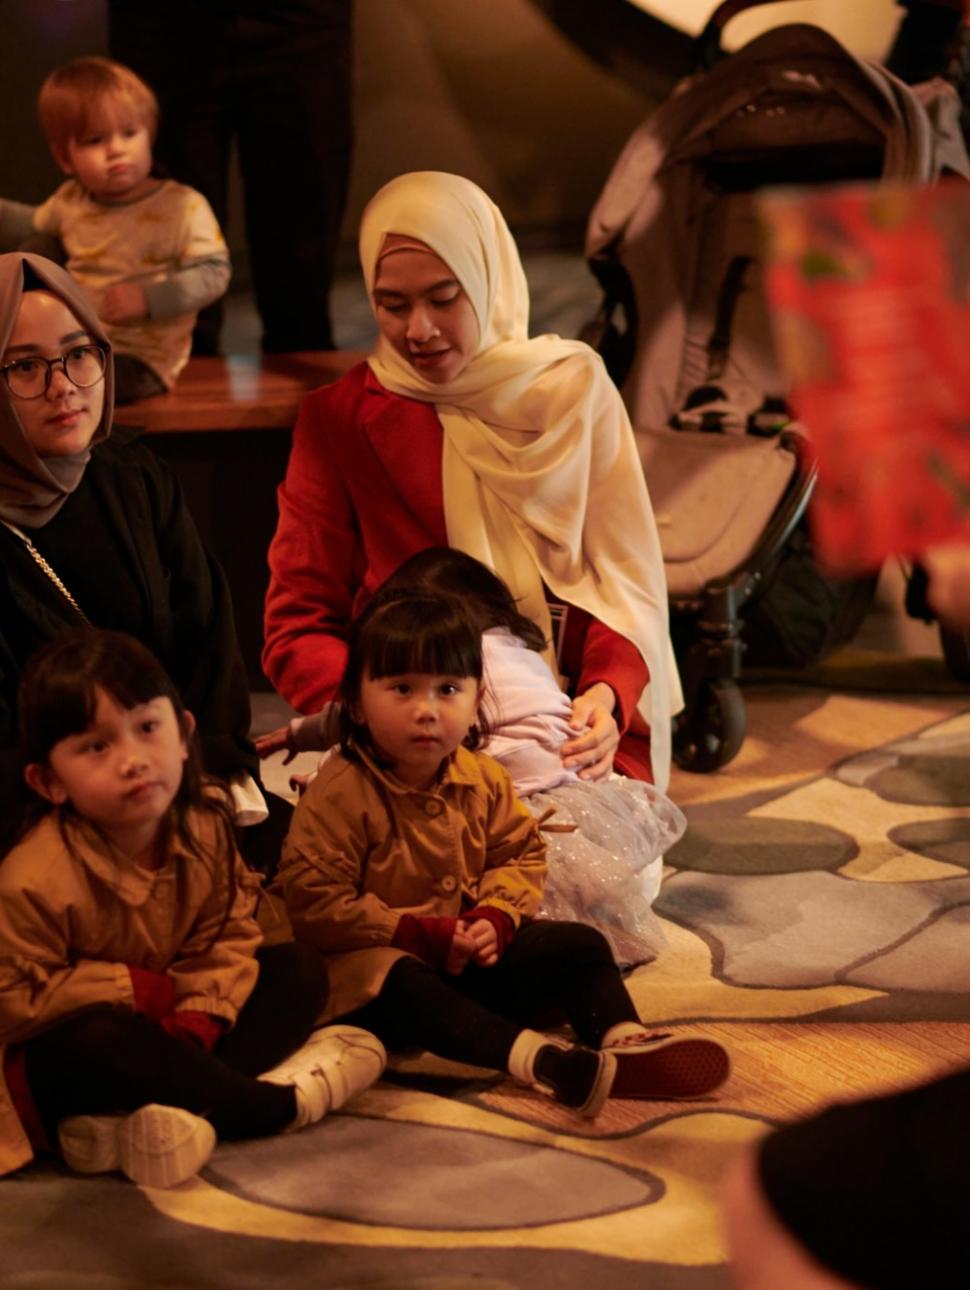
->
[[585, 6, 963, 771]]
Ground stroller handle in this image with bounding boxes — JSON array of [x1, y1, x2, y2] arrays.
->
[[698, 0, 805, 69]]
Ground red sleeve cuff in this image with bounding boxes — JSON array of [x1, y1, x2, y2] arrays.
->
[[391, 914, 459, 969], [128, 965, 176, 1020], [161, 1011, 226, 1052]]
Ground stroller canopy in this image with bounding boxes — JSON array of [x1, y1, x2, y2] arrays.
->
[[586, 22, 969, 431]]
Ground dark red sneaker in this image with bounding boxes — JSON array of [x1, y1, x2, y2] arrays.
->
[[605, 1031, 730, 1099]]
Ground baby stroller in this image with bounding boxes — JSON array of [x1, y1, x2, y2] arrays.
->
[[584, 2, 969, 772]]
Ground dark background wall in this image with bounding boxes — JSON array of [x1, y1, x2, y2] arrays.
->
[[0, 1, 901, 264], [1, 0, 679, 266]]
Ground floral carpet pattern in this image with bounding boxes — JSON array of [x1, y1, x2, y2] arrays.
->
[[7, 680, 970, 1290]]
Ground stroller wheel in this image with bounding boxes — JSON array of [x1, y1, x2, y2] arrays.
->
[[673, 679, 747, 774], [940, 626, 970, 683]]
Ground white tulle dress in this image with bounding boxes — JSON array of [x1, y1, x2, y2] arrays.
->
[[480, 628, 683, 966]]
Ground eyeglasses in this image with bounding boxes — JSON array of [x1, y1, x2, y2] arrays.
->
[[1, 344, 108, 400]]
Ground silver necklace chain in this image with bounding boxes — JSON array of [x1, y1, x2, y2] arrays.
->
[[2, 520, 91, 625]]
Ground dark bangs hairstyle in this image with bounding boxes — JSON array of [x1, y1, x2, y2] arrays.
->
[[379, 548, 548, 654], [17, 630, 237, 889], [338, 592, 488, 764]]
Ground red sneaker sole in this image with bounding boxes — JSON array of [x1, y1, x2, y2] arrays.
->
[[609, 1039, 730, 1099]]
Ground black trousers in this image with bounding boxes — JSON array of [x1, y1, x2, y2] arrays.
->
[[108, 1, 353, 353], [23, 942, 326, 1143], [886, 1, 963, 84], [347, 920, 640, 1071]]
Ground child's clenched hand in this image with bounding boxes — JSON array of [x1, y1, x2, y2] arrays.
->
[[101, 282, 148, 323], [445, 925, 476, 974], [460, 917, 499, 967]]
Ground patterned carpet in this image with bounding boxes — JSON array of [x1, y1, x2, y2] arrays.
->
[[7, 663, 970, 1289]]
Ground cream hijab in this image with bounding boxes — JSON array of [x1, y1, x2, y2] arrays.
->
[[360, 172, 680, 788], [0, 253, 113, 529]]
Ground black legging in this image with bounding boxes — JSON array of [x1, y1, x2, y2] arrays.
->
[[24, 942, 326, 1143], [347, 920, 639, 1071]]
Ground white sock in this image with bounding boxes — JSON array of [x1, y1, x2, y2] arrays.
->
[[601, 1021, 647, 1048]]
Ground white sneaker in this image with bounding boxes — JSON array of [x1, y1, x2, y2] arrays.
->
[[259, 1025, 387, 1128], [58, 1104, 216, 1188]]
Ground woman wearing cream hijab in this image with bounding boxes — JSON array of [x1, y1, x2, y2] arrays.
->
[[264, 172, 679, 788]]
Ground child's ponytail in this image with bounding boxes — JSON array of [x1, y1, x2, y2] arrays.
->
[[377, 547, 548, 653]]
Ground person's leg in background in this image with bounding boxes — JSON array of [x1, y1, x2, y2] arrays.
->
[[108, 3, 235, 355], [886, 0, 964, 83], [235, 3, 353, 353], [885, 0, 970, 150]]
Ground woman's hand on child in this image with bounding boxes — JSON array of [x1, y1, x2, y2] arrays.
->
[[563, 683, 620, 781], [100, 282, 149, 324], [255, 725, 298, 764]]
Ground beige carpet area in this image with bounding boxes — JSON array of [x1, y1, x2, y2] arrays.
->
[[6, 661, 970, 1289]]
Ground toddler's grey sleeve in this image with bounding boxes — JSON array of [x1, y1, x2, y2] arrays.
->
[[143, 253, 232, 319], [0, 199, 38, 251], [292, 703, 342, 752]]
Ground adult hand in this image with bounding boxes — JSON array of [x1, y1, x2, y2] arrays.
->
[[255, 725, 297, 763], [562, 682, 619, 781], [461, 917, 499, 967], [100, 282, 148, 324], [924, 543, 970, 632], [288, 770, 315, 796]]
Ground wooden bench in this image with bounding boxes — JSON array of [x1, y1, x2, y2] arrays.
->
[[119, 351, 367, 686], [122, 350, 366, 432]]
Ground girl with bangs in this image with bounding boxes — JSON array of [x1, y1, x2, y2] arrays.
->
[[0, 629, 385, 1190], [260, 548, 685, 967], [275, 594, 729, 1119]]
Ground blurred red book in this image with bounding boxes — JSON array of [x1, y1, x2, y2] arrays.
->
[[759, 180, 970, 576]]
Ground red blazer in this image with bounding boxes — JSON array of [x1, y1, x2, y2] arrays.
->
[[263, 362, 653, 779]]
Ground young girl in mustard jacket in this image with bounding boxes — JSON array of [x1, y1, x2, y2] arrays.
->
[[0, 630, 384, 1188], [275, 592, 728, 1118]]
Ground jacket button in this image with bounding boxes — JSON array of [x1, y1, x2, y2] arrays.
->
[[440, 874, 458, 893], [425, 799, 442, 817]]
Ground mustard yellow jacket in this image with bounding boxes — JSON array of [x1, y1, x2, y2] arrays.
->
[[0, 809, 261, 1176], [275, 745, 547, 1021]]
